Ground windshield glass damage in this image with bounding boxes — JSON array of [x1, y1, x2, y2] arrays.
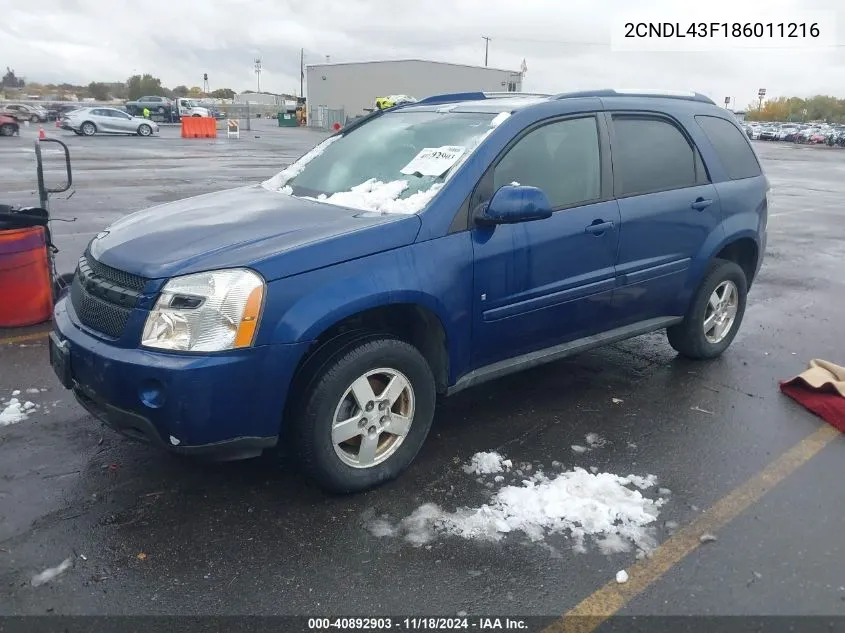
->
[[262, 111, 500, 214]]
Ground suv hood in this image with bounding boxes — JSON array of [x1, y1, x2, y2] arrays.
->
[[89, 184, 422, 281]]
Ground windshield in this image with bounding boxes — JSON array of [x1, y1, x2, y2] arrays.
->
[[185, 100, 200, 107], [264, 110, 501, 214]]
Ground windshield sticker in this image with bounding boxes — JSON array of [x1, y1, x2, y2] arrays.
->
[[490, 112, 511, 127], [400, 146, 466, 177]]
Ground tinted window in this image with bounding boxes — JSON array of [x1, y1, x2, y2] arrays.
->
[[493, 117, 601, 208], [91, 109, 107, 116], [612, 116, 697, 196], [695, 115, 762, 180], [107, 109, 131, 119]]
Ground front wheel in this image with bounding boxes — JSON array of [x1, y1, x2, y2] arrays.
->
[[292, 336, 436, 493], [667, 259, 748, 359], [137, 124, 152, 137], [80, 122, 96, 136]]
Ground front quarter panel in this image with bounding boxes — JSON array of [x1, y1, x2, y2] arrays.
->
[[257, 233, 474, 385]]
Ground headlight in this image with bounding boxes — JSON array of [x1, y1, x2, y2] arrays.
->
[[141, 268, 265, 352]]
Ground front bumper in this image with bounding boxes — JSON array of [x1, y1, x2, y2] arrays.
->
[[52, 295, 310, 460]]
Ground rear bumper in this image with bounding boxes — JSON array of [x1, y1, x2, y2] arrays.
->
[[52, 294, 311, 458]]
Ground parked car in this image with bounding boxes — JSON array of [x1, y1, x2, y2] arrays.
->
[[0, 114, 20, 136], [49, 89, 768, 493], [124, 95, 172, 117], [61, 107, 159, 136], [0, 103, 48, 123]]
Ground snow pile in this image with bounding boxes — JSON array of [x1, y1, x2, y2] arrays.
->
[[262, 135, 343, 191], [1, 397, 38, 426], [463, 451, 513, 475], [369, 464, 665, 554], [307, 179, 444, 215], [572, 432, 607, 454], [31, 558, 72, 587]]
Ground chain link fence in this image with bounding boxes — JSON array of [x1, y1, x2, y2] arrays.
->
[[308, 106, 345, 130]]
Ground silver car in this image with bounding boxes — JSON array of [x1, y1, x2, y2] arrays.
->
[[63, 107, 159, 137]]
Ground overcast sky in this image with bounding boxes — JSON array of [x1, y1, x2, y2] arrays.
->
[[2, 0, 843, 108]]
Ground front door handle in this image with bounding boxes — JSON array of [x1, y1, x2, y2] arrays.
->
[[585, 220, 614, 235], [691, 198, 714, 211]]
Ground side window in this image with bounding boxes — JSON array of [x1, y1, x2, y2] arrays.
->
[[91, 109, 106, 116], [612, 116, 699, 196], [110, 110, 131, 119], [492, 117, 601, 209], [695, 115, 762, 180]]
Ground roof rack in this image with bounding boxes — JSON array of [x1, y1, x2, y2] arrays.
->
[[413, 91, 550, 106], [553, 89, 716, 105]]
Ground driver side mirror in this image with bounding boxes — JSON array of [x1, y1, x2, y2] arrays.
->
[[475, 185, 553, 225]]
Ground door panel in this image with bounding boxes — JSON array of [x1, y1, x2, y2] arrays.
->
[[470, 115, 619, 370], [613, 184, 722, 323], [608, 114, 723, 326]]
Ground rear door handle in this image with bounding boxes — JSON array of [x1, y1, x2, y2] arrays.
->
[[691, 198, 714, 211], [585, 220, 614, 235]]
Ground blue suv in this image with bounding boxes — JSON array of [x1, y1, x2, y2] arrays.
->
[[49, 89, 768, 492]]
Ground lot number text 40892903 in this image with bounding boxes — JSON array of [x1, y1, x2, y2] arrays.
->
[[307, 617, 529, 630]]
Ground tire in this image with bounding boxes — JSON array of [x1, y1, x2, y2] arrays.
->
[[0, 123, 16, 137], [73, 129, 83, 136], [191, 113, 201, 117], [291, 336, 436, 493], [667, 259, 748, 360], [30, 114, 39, 123], [80, 122, 96, 136], [157, 106, 165, 114], [137, 124, 152, 137]]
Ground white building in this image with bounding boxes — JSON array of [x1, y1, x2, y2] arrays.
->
[[305, 59, 524, 121]]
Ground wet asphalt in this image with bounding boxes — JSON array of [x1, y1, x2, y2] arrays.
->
[[0, 122, 844, 623]]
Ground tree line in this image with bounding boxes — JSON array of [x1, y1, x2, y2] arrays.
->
[[2, 69, 236, 102], [745, 95, 845, 123]]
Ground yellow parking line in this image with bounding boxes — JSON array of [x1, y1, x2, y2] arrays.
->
[[543, 424, 841, 633], [0, 331, 50, 346]]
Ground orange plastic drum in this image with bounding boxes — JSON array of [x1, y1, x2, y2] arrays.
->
[[0, 226, 52, 327]]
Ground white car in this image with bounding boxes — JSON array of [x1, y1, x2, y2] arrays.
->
[[62, 107, 160, 137]]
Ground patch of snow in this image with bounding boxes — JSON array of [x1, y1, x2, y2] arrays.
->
[[375, 466, 664, 553], [306, 178, 444, 215], [664, 520, 680, 530], [616, 570, 629, 584], [510, 181, 521, 186], [612, 397, 624, 404], [658, 487, 672, 496], [368, 519, 397, 538], [25, 388, 41, 394], [494, 475, 504, 483], [571, 445, 588, 454], [262, 135, 343, 191], [279, 185, 293, 195], [699, 532, 718, 543], [585, 432, 607, 448], [1, 398, 28, 426], [597, 532, 633, 555], [12, 390, 21, 396], [490, 112, 511, 127], [590, 466, 600, 474], [31, 558, 72, 587]]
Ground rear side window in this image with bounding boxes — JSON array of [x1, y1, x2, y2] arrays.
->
[[611, 116, 698, 196], [695, 115, 762, 180]]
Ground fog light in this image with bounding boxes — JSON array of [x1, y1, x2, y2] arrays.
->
[[139, 379, 166, 409]]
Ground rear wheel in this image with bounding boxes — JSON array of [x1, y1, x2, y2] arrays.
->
[[667, 259, 748, 359], [0, 123, 16, 136], [137, 124, 152, 137], [80, 122, 96, 136], [291, 336, 436, 493]]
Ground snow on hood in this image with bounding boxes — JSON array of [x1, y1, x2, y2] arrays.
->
[[262, 135, 343, 191], [304, 179, 444, 215]]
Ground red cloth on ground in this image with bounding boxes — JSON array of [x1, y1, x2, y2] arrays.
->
[[779, 379, 845, 433]]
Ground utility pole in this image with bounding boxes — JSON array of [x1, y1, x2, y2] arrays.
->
[[254, 58, 262, 93], [300, 48, 304, 99], [482, 36, 491, 66]]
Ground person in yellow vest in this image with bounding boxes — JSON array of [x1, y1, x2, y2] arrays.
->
[[142, 107, 150, 119]]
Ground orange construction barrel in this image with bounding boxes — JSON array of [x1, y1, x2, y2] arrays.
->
[[0, 226, 53, 327]]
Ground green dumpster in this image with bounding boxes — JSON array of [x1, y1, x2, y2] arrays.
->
[[277, 111, 298, 127]]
